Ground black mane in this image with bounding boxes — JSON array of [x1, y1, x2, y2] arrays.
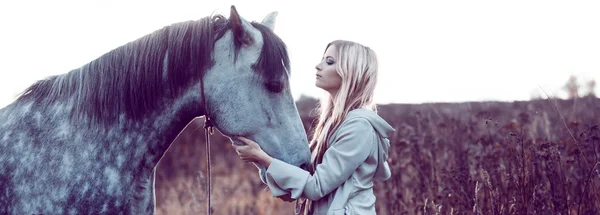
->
[[251, 22, 291, 82]]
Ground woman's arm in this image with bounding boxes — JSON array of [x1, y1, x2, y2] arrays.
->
[[236, 117, 375, 201]]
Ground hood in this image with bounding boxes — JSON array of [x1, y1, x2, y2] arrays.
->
[[346, 109, 394, 181]]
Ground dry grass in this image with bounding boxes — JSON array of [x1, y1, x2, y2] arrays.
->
[[156, 95, 600, 215]]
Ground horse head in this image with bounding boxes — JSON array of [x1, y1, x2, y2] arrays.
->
[[203, 6, 311, 182]]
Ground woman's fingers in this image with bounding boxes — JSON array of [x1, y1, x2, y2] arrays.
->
[[235, 136, 261, 149], [246, 140, 260, 148], [236, 136, 251, 145], [233, 137, 268, 165], [232, 144, 256, 162], [232, 143, 244, 151]]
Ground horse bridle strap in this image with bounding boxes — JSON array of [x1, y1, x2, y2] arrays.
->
[[200, 75, 214, 215]]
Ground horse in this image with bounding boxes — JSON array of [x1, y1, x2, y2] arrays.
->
[[0, 6, 311, 214]]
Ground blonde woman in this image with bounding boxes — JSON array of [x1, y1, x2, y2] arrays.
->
[[234, 40, 394, 215]]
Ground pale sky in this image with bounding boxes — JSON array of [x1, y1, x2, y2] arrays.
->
[[1, 0, 599, 109]]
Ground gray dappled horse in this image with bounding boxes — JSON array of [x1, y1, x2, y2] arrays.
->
[[0, 6, 311, 214]]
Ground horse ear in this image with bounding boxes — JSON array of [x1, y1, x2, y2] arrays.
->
[[229, 5, 253, 45], [261, 11, 278, 31]]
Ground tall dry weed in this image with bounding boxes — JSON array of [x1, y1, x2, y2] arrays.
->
[[155, 96, 600, 214]]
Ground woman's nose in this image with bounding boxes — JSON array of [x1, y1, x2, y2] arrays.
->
[[315, 63, 321, 71]]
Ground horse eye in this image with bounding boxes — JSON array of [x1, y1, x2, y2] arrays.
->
[[265, 82, 283, 93]]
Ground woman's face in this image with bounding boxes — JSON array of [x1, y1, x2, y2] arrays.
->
[[315, 45, 342, 95]]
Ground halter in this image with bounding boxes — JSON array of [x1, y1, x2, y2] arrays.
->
[[200, 73, 215, 214]]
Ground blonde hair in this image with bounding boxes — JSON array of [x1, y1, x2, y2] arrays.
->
[[300, 40, 379, 214]]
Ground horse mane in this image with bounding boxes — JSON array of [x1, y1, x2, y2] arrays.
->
[[14, 15, 290, 127], [15, 15, 229, 125], [250, 22, 291, 81]]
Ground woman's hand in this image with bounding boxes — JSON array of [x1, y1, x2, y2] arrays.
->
[[233, 137, 273, 167]]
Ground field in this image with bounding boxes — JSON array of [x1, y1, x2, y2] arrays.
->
[[155, 95, 600, 215]]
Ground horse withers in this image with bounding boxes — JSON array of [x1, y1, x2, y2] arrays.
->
[[0, 6, 310, 214]]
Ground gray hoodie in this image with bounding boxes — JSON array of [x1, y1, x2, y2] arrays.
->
[[265, 109, 394, 215]]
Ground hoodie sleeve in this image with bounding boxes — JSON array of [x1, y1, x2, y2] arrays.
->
[[264, 117, 375, 200]]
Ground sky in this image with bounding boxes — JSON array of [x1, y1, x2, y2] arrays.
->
[[1, 0, 599, 109]]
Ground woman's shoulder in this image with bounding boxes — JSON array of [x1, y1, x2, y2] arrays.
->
[[339, 109, 377, 129], [342, 108, 395, 138], [326, 109, 379, 140], [345, 108, 376, 119]]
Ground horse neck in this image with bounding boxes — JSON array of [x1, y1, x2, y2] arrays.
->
[[118, 83, 205, 167], [29, 82, 207, 169]]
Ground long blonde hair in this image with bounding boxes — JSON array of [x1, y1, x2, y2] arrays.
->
[[300, 40, 379, 214]]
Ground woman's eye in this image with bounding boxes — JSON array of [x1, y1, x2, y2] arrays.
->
[[326, 58, 335, 65]]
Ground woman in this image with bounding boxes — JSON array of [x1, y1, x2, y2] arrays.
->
[[234, 40, 394, 215]]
